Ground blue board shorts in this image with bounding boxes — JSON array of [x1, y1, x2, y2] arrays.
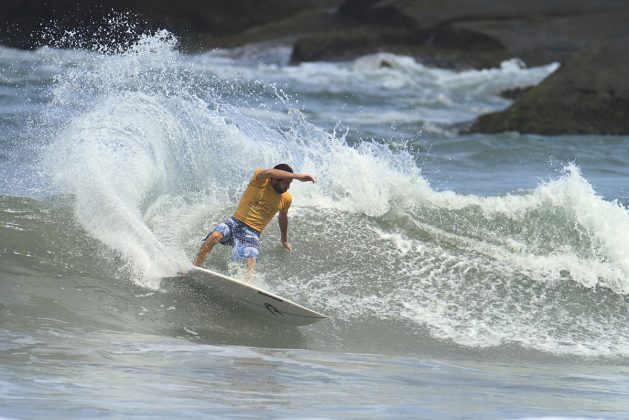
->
[[206, 217, 260, 260]]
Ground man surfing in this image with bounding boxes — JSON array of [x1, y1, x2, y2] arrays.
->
[[193, 164, 315, 273]]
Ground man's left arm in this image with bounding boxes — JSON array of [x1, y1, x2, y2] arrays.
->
[[278, 210, 291, 251]]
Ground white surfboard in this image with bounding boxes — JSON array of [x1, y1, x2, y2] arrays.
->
[[185, 266, 327, 326]]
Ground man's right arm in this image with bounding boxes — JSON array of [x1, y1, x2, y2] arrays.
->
[[256, 169, 315, 183]]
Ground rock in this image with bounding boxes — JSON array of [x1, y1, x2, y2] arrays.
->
[[466, 39, 629, 135], [290, 2, 511, 67], [0, 0, 342, 50], [499, 87, 533, 100], [288, 0, 629, 68], [290, 25, 420, 63], [194, 8, 356, 52], [291, 31, 509, 68]]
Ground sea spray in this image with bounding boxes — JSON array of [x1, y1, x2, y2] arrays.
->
[[43, 29, 200, 286], [36, 27, 629, 356]]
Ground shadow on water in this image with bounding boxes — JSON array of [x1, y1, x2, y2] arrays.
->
[[0, 196, 307, 350], [159, 276, 307, 349]]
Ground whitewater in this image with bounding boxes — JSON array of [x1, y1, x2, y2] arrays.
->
[[2, 28, 629, 418]]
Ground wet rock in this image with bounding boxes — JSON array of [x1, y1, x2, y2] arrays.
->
[[500, 87, 533, 101], [0, 0, 342, 50], [339, 0, 629, 65], [287, 0, 629, 68], [466, 39, 629, 135]]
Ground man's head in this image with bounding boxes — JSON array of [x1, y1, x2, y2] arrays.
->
[[273, 163, 293, 173], [271, 163, 293, 194]]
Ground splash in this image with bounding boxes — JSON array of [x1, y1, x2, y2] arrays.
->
[[38, 25, 629, 356], [43, 29, 629, 294], [44, 28, 199, 286]]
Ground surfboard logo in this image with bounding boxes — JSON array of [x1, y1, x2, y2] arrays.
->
[[265, 303, 283, 316]]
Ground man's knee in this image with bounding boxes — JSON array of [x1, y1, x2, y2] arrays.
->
[[204, 231, 223, 246]]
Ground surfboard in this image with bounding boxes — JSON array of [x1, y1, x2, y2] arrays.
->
[[185, 266, 327, 326]]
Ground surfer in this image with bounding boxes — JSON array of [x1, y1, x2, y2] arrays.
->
[[193, 164, 316, 272]]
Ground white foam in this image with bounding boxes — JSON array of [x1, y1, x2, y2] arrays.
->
[[271, 53, 557, 95], [39, 30, 629, 357], [48, 59, 629, 295]]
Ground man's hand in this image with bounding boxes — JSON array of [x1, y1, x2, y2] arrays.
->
[[297, 173, 316, 183], [282, 240, 292, 251]]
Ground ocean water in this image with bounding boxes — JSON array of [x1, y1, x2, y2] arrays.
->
[[2, 28, 629, 418]]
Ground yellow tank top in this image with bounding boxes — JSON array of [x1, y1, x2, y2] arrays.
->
[[233, 169, 292, 232]]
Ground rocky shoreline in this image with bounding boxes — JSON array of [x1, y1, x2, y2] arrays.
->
[[2, 0, 628, 135]]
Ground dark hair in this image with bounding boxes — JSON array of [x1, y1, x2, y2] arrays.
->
[[273, 163, 293, 173]]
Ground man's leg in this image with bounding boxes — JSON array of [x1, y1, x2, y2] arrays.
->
[[193, 231, 224, 266], [245, 258, 256, 283], [245, 258, 256, 272]]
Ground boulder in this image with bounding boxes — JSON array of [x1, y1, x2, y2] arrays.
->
[[291, 0, 629, 67], [466, 39, 629, 135], [0, 0, 342, 50], [289, 19, 509, 68]]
